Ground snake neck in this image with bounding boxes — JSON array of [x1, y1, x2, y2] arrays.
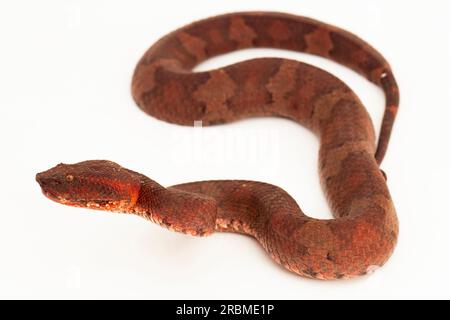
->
[[131, 179, 218, 236]]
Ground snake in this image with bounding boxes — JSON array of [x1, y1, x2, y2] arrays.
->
[[36, 12, 399, 280]]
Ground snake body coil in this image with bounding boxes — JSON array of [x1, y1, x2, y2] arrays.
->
[[37, 12, 399, 280]]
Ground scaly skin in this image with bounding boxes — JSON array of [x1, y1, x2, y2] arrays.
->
[[36, 12, 399, 280]]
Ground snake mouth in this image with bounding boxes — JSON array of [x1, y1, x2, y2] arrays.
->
[[36, 171, 50, 187], [35, 171, 47, 186], [36, 172, 68, 204], [36, 170, 78, 205], [36, 171, 55, 196]]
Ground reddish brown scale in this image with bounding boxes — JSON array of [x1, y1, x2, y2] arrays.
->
[[37, 12, 399, 280]]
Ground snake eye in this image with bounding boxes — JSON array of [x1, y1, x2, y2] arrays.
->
[[66, 174, 74, 182]]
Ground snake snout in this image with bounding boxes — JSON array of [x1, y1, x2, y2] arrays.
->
[[35, 172, 44, 186], [36, 171, 58, 187], [36, 169, 68, 201], [36, 171, 58, 190]]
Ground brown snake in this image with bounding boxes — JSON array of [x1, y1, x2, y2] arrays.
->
[[36, 12, 399, 280]]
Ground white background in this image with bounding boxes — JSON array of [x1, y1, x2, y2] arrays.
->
[[1, 0, 449, 299]]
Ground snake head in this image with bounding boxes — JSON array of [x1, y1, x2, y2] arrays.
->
[[36, 160, 142, 212]]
